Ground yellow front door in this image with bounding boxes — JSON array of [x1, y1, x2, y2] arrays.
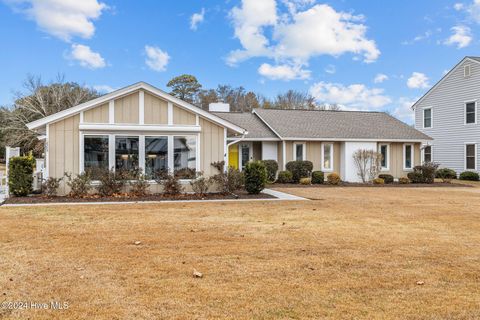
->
[[228, 144, 239, 169]]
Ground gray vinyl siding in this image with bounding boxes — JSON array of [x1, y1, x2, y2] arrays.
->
[[414, 58, 480, 174]]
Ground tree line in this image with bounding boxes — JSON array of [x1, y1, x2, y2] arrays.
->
[[0, 74, 339, 158]]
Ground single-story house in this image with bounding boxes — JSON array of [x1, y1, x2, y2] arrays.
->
[[27, 81, 431, 195], [212, 105, 432, 182]]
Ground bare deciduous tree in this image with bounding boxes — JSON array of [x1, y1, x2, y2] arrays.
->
[[352, 149, 383, 183], [0, 75, 99, 155]]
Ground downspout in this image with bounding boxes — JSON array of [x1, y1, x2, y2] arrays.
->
[[225, 131, 248, 172]]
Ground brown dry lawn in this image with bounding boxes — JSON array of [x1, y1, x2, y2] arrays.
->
[[1, 186, 480, 319]]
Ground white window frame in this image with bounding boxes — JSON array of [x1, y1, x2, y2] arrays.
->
[[80, 133, 111, 174], [379, 143, 390, 171], [422, 145, 433, 164], [423, 107, 433, 129], [465, 143, 477, 171], [403, 143, 414, 171], [464, 100, 477, 125], [293, 142, 306, 161], [464, 64, 471, 78], [321, 142, 334, 172]]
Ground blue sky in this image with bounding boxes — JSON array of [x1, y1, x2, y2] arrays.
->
[[1, 0, 480, 123]]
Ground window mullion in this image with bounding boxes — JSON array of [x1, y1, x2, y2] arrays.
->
[[109, 134, 115, 171], [168, 136, 174, 174]]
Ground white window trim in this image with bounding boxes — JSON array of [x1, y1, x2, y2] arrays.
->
[[403, 143, 414, 171], [321, 142, 334, 172], [422, 107, 433, 129], [464, 143, 477, 171], [293, 142, 306, 161], [379, 143, 390, 171], [464, 100, 477, 125], [422, 145, 433, 164]]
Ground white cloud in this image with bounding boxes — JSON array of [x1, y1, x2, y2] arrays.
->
[[93, 85, 115, 93], [6, 0, 107, 42], [407, 72, 430, 89], [68, 44, 106, 69], [190, 8, 205, 31], [443, 25, 472, 48], [392, 97, 417, 123], [144, 45, 170, 72], [228, 1, 380, 78], [324, 64, 336, 74], [374, 73, 388, 83], [454, 3, 465, 10], [309, 82, 391, 110], [258, 63, 310, 80]]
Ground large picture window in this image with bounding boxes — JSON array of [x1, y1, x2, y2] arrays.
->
[[466, 144, 476, 170], [145, 136, 168, 179], [84, 135, 109, 175], [174, 136, 197, 178], [115, 136, 139, 173], [322, 143, 333, 171]]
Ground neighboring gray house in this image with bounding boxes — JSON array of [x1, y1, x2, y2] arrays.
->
[[413, 56, 480, 173]]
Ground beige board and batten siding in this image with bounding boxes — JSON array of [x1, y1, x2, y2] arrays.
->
[[48, 115, 80, 195], [199, 118, 225, 176], [144, 92, 168, 125], [379, 142, 421, 178], [114, 91, 139, 124], [173, 105, 196, 125], [285, 141, 341, 173], [83, 103, 109, 123]]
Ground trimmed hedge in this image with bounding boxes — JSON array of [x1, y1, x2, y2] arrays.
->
[[399, 177, 410, 184], [299, 177, 311, 185], [459, 171, 480, 181], [244, 161, 267, 194], [408, 163, 439, 184], [277, 171, 293, 184], [407, 171, 423, 184], [435, 168, 457, 180], [311, 171, 324, 184], [327, 172, 341, 185], [378, 174, 394, 184], [8, 155, 35, 197], [286, 160, 313, 183], [262, 160, 279, 182], [373, 178, 384, 185]]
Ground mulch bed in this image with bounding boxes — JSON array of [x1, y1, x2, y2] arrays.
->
[[271, 182, 472, 188], [3, 190, 275, 205]]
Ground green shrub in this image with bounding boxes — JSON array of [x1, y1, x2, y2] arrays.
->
[[262, 160, 279, 182], [327, 172, 341, 185], [244, 160, 267, 194], [42, 177, 62, 197], [378, 174, 394, 184], [8, 155, 35, 197], [65, 172, 92, 197], [459, 171, 480, 181], [311, 171, 324, 184], [373, 178, 384, 185], [96, 168, 125, 196], [399, 177, 410, 184], [210, 161, 244, 193], [436, 168, 457, 182], [277, 171, 293, 183], [299, 177, 311, 185], [286, 161, 313, 183], [190, 172, 212, 196], [407, 171, 423, 184], [129, 174, 150, 197]]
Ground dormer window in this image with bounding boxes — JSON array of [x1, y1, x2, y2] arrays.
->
[[464, 64, 471, 78]]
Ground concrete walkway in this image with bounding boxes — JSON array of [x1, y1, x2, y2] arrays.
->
[[0, 189, 308, 207]]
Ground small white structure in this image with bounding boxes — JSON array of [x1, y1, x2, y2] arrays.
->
[[208, 102, 230, 113]]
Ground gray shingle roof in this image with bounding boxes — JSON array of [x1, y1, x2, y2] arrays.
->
[[212, 112, 278, 139], [253, 109, 432, 140]]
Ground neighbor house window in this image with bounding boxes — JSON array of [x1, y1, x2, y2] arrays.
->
[[115, 136, 139, 173], [404, 144, 414, 170], [466, 144, 476, 170], [466, 102, 476, 124], [174, 136, 197, 178], [424, 146, 432, 163], [379, 144, 389, 170], [423, 108, 432, 128], [84, 135, 109, 176], [294, 143, 305, 161], [322, 143, 333, 171], [145, 136, 168, 179]]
